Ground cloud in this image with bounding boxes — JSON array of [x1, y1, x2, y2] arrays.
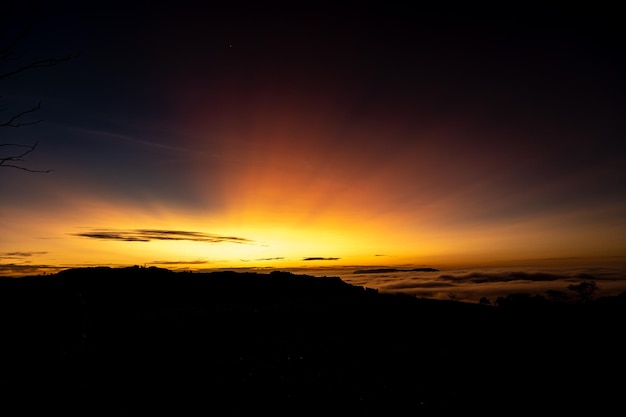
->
[[302, 257, 340, 261], [354, 267, 439, 274], [0, 251, 48, 260], [0, 263, 65, 276], [339, 266, 626, 303], [370, 271, 609, 293], [148, 260, 211, 265], [436, 271, 588, 284], [70, 127, 194, 154], [239, 257, 285, 263], [72, 228, 254, 244]]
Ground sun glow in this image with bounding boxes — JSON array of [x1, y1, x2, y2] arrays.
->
[[3, 57, 624, 278]]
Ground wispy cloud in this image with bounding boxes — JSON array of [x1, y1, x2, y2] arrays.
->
[[70, 127, 194, 153], [256, 257, 285, 261], [72, 228, 254, 244], [303, 257, 340, 261], [148, 260, 211, 265], [0, 263, 65, 276], [0, 251, 48, 260], [239, 257, 285, 263]]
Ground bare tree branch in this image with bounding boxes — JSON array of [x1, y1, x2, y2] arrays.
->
[[0, 100, 41, 127], [0, 142, 52, 173], [1, 3, 79, 174], [0, 164, 52, 173], [0, 52, 80, 80], [0, 23, 32, 60]]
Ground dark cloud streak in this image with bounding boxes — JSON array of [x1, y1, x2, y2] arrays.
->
[[0, 263, 65, 276], [0, 251, 48, 259], [303, 257, 340, 261], [436, 271, 602, 284], [148, 260, 210, 265], [72, 228, 253, 244]]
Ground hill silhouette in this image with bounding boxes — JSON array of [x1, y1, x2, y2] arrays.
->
[[1, 266, 624, 415]]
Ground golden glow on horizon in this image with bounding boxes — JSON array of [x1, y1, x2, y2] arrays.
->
[[3, 184, 623, 277], [1, 78, 624, 276], [3, 119, 625, 276]]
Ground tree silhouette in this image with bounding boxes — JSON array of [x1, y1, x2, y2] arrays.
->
[[0, 2, 78, 173], [0, 141, 51, 172], [478, 296, 491, 306], [567, 281, 598, 303], [545, 289, 569, 303]]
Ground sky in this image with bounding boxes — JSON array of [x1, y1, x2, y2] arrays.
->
[[1, 1, 625, 298]]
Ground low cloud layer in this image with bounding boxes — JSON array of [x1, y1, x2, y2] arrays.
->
[[0, 252, 58, 276], [0, 263, 66, 276], [72, 228, 253, 244], [435, 271, 595, 284], [2, 255, 624, 304], [339, 267, 626, 303]]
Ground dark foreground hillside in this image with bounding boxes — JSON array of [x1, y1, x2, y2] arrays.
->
[[1, 266, 624, 415]]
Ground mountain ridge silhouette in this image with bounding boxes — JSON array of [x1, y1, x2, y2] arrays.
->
[[1, 266, 623, 415]]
